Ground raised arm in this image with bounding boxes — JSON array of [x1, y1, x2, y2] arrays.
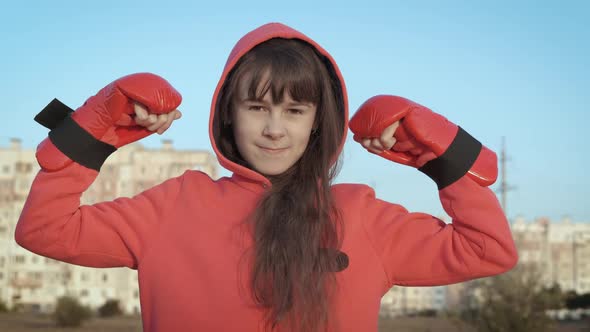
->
[[16, 164, 184, 269], [349, 95, 517, 288], [15, 73, 183, 269], [358, 176, 516, 287]]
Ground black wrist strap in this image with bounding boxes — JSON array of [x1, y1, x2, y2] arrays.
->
[[35, 98, 74, 130], [418, 126, 482, 190], [35, 99, 116, 171]]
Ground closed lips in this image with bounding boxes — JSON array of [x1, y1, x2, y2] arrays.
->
[[258, 146, 287, 151]]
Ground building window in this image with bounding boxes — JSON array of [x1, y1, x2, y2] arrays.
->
[[103, 274, 108, 282], [15, 255, 25, 264], [15, 162, 27, 173], [80, 289, 89, 297]]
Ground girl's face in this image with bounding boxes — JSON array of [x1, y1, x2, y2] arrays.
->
[[232, 80, 317, 176]]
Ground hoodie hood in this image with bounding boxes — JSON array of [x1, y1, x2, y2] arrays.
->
[[208, 22, 349, 186]]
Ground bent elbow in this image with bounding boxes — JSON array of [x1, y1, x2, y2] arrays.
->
[[14, 220, 33, 249], [505, 245, 519, 271], [479, 237, 519, 277], [14, 216, 43, 252], [494, 243, 519, 275], [501, 251, 519, 273]]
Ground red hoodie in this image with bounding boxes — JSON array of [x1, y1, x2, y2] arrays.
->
[[15, 23, 518, 331]]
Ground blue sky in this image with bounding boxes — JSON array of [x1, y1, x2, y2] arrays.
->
[[1, 0, 588, 222]]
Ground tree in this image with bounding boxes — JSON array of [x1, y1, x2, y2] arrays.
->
[[565, 291, 590, 310], [98, 299, 123, 317], [54, 296, 92, 327], [455, 262, 562, 332]]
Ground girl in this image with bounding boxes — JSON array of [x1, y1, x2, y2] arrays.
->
[[16, 22, 518, 332]]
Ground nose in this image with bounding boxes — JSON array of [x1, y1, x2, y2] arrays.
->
[[262, 113, 286, 140]]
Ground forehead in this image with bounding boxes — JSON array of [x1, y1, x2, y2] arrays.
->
[[233, 60, 319, 105], [238, 89, 300, 106], [236, 70, 270, 99], [236, 70, 301, 104]]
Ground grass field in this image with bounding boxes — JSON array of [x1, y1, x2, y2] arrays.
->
[[0, 313, 142, 332], [0, 313, 588, 331]]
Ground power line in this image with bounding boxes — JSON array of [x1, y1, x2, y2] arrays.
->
[[497, 136, 516, 221]]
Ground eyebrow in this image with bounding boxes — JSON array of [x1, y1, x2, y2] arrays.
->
[[240, 99, 312, 108], [240, 99, 269, 107], [241, 98, 265, 103], [286, 102, 313, 108]]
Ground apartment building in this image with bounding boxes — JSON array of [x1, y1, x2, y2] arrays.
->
[[512, 216, 590, 294], [380, 286, 446, 317], [379, 215, 450, 317], [0, 138, 218, 313]]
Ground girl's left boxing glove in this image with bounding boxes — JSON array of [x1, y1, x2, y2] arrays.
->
[[34, 73, 182, 172], [349, 95, 497, 189]]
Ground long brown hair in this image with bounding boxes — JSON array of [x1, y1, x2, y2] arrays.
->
[[214, 38, 346, 332]]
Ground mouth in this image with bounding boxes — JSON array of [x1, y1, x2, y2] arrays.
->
[[258, 146, 289, 154]]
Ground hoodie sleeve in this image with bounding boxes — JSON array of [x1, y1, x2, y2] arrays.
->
[[15, 162, 183, 269], [360, 175, 518, 289]]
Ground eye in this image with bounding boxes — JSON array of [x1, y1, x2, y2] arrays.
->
[[248, 105, 265, 111], [288, 109, 304, 115]]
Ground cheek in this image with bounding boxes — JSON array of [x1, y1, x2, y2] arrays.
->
[[232, 113, 257, 141], [232, 126, 253, 158], [293, 124, 314, 151], [232, 124, 245, 143]]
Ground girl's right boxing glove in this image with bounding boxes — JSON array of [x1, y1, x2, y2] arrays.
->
[[35, 73, 182, 172]]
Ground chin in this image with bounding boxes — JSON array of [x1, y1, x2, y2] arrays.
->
[[252, 162, 294, 177], [258, 167, 289, 176]]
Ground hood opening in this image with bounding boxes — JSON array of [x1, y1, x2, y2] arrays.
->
[[209, 23, 349, 184]]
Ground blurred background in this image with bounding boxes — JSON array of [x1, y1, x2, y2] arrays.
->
[[0, 0, 588, 331]]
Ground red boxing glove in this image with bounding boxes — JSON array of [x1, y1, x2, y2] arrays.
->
[[35, 73, 182, 171], [349, 95, 497, 188]]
